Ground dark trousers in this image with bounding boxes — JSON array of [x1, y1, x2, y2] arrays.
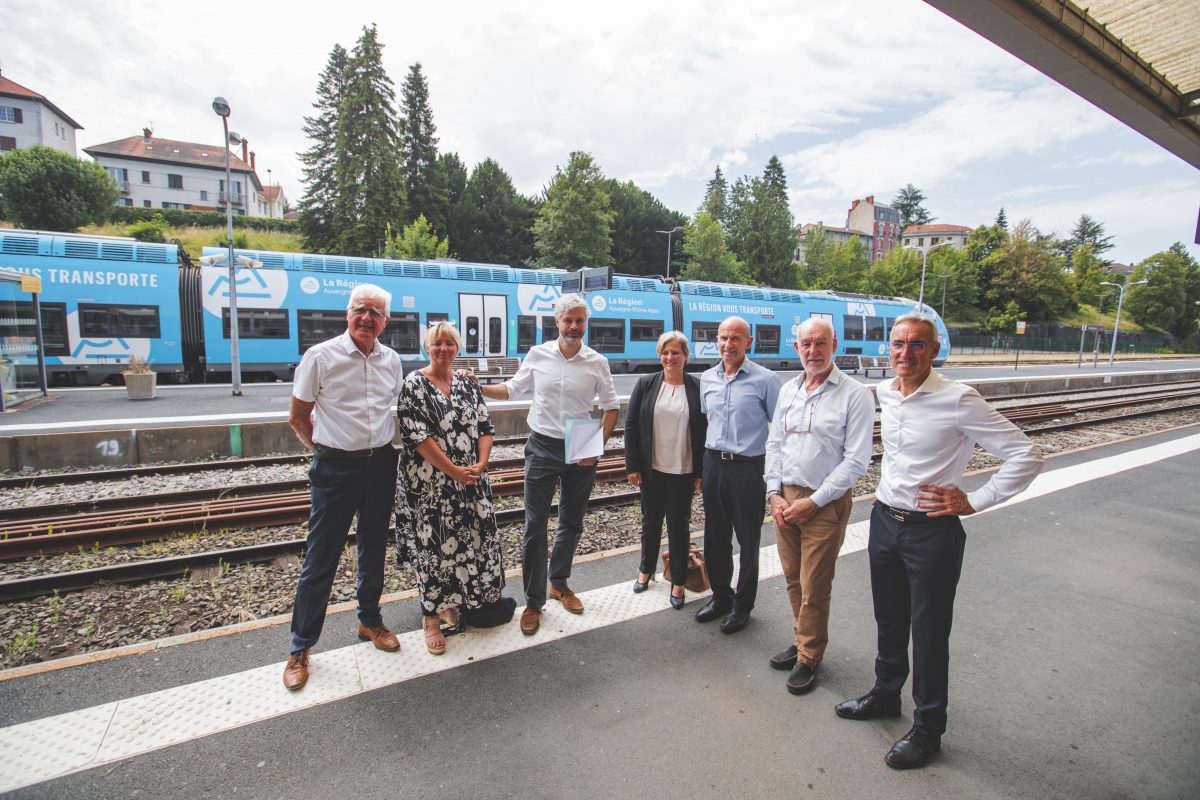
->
[[290, 446, 399, 654], [701, 450, 766, 613], [638, 470, 696, 583], [868, 501, 966, 737], [522, 432, 597, 609]]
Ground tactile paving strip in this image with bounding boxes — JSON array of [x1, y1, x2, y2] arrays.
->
[[1, 431, 1196, 794]]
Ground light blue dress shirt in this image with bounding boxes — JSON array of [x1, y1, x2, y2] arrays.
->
[[700, 357, 781, 457]]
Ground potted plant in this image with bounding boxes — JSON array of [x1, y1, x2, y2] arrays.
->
[[123, 354, 157, 400]]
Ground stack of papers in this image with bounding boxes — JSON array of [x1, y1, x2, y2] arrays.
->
[[564, 418, 603, 463]]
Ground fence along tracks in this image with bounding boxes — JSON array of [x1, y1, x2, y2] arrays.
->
[[1, 381, 1197, 600]]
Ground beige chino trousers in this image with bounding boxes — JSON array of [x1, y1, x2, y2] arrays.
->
[[774, 485, 853, 667]]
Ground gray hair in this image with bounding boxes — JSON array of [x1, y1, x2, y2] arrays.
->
[[892, 312, 938, 340], [656, 330, 690, 358], [554, 293, 589, 320], [422, 320, 462, 353], [797, 317, 835, 340], [348, 283, 392, 316]]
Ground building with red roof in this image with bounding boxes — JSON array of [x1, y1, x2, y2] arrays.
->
[[0, 70, 83, 156], [900, 223, 975, 253]]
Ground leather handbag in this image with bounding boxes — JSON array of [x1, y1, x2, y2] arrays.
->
[[662, 543, 710, 593]]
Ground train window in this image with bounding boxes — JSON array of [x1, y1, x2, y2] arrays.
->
[[630, 318, 664, 342], [222, 309, 289, 339], [842, 315, 865, 340], [541, 316, 558, 342], [79, 303, 161, 338], [865, 316, 885, 341], [8, 301, 68, 356], [381, 312, 420, 353], [426, 312, 450, 325], [691, 322, 720, 344], [488, 317, 502, 354], [297, 310, 346, 353], [755, 324, 781, 354], [517, 315, 537, 353], [464, 316, 480, 353], [588, 318, 625, 353], [883, 318, 894, 339]]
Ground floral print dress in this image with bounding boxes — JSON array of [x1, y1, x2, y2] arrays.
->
[[394, 372, 504, 614]]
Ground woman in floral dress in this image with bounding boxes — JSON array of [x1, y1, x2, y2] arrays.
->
[[394, 321, 505, 654]]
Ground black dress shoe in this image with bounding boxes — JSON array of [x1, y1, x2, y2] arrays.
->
[[694, 599, 730, 623], [834, 691, 902, 720], [769, 644, 798, 671], [885, 728, 940, 770], [719, 609, 750, 634], [632, 577, 650, 594], [669, 592, 685, 609], [785, 662, 817, 694]]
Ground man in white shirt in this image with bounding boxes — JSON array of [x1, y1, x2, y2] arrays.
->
[[765, 318, 873, 695], [835, 313, 1044, 769], [283, 284, 405, 691], [478, 294, 619, 635]]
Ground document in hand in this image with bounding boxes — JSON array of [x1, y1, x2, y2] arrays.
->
[[564, 417, 604, 464]]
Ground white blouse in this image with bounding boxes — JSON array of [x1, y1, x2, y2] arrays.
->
[[651, 380, 692, 475]]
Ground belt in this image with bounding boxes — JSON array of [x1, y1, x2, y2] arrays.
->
[[706, 448, 763, 462], [877, 501, 931, 522], [313, 443, 392, 459]]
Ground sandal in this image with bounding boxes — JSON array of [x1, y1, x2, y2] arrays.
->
[[438, 606, 464, 636], [423, 616, 446, 655]]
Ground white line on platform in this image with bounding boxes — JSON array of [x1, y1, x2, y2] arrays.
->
[[0, 412, 290, 432], [1, 433, 1198, 793]]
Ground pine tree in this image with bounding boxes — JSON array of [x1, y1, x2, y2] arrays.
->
[[995, 207, 1008, 230], [726, 167, 796, 289], [762, 156, 788, 207], [700, 166, 730, 226], [607, 179, 687, 275], [425, 152, 467, 254], [532, 151, 613, 268], [892, 183, 933, 232], [296, 44, 348, 253], [398, 63, 440, 225], [457, 158, 538, 266], [333, 25, 406, 256]]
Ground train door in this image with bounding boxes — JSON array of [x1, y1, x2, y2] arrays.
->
[[458, 294, 508, 357]]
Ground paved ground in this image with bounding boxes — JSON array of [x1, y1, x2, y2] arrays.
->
[[1, 427, 1197, 798]]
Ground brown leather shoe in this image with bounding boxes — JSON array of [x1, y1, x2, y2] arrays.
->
[[519, 607, 541, 635], [357, 622, 401, 652], [549, 584, 584, 614], [283, 649, 309, 691]]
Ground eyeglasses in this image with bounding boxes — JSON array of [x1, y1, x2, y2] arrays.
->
[[350, 305, 387, 319], [783, 389, 821, 434], [889, 340, 928, 353]]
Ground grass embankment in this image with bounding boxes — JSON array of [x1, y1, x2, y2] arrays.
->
[[79, 223, 305, 262]]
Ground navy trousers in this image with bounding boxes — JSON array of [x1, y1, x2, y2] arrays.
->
[[637, 470, 696, 583], [701, 450, 766, 613], [868, 501, 966, 737], [290, 445, 399, 654]]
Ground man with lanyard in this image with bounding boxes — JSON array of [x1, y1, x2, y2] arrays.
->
[[477, 294, 619, 636], [283, 284, 404, 690], [835, 312, 1043, 768], [765, 317, 873, 694], [694, 316, 781, 634]]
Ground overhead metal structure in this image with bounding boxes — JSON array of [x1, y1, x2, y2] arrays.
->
[[924, 0, 1200, 170]]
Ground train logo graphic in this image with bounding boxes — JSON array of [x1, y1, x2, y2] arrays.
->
[[200, 267, 290, 315], [60, 312, 152, 365], [517, 285, 561, 315]]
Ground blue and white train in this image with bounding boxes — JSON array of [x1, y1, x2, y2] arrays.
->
[[0, 228, 949, 384]]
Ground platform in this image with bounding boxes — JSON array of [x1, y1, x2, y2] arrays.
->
[[1, 427, 1197, 798]]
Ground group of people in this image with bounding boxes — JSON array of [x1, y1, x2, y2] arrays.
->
[[281, 283, 1044, 771]]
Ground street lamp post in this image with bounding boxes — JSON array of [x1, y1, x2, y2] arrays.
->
[[935, 273, 953, 320], [656, 225, 683, 279], [903, 240, 952, 312], [212, 96, 243, 395], [1100, 279, 1148, 367]]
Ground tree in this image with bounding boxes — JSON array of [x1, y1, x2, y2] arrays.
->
[[726, 163, 796, 288], [1124, 243, 1200, 338], [297, 43, 348, 253], [700, 166, 729, 227], [0, 145, 118, 231], [532, 151, 613, 268], [332, 24, 406, 256], [425, 152, 467, 254], [456, 158, 538, 266], [1060, 213, 1115, 269], [398, 63, 439, 225], [382, 215, 449, 260], [995, 207, 1008, 230], [606, 179, 687, 275], [678, 212, 751, 284], [1070, 242, 1106, 308], [982, 219, 1074, 321], [892, 183, 933, 232], [761, 155, 788, 207]]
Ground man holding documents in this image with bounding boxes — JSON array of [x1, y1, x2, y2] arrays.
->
[[477, 293, 619, 635]]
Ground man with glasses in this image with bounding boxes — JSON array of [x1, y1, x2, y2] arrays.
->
[[764, 317, 873, 694], [695, 316, 781, 634], [283, 284, 405, 690], [835, 312, 1043, 769]]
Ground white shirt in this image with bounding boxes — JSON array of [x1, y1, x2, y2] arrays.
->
[[502, 339, 619, 439], [292, 331, 404, 450], [764, 365, 875, 507], [876, 370, 1044, 513]]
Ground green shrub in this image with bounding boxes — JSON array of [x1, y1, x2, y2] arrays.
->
[[106, 205, 299, 233], [127, 214, 169, 243]]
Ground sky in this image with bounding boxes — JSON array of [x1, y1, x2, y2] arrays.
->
[[4, 0, 1198, 266]]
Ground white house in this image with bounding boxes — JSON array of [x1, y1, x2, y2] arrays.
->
[[0, 71, 82, 156], [83, 129, 279, 218], [899, 223, 974, 252]]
